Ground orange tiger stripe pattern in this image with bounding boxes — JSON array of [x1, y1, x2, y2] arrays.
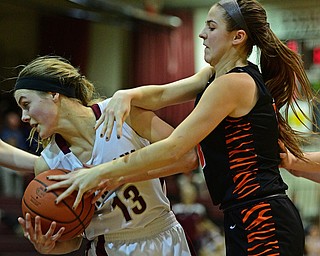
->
[[241, 203, 280, 255], [225, 117, 280, 254], [225, 117, 260, 200]]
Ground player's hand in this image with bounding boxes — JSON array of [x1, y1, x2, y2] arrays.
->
[[46, 168, 102, 209], [278, 140, 297, 170], [90, 178, 124, 204], [95, 90, 132, 140], [18, 213, 65, 254]]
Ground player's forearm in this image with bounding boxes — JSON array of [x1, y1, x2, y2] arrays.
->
[[95, 137, 183, 185], [287, 168, 320, 183], [0, 140, 37, 173], [128, 86, 169, 110], [118, 85, 182, 111], [127, 67, 214, 110], [157, 66, 215, 107], [117, 147, 199, 184], [147, 147, 198, 178], [283, 152, 320, 183], [289, 152, 320, 172]]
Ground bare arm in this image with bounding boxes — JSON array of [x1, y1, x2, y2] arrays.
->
[[122, 106, 199, 182], [47, 72, 253, 208], [0, 139, 37, 173], [97, 66, 214, 138], [129, 66, 214, 110], [81, 106, 199, 199], [279, 140, 320, 182]]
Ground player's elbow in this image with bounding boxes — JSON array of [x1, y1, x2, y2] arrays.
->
[[178, 148, 199, 174]]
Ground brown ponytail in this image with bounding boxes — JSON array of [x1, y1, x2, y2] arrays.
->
[[221, 0, 318, 160], [258, 28, 316, 159]]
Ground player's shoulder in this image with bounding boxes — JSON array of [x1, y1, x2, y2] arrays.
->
[[213, 71, 255, 93]]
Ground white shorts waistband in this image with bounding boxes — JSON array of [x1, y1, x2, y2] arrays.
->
[[103, 211, 179, 242]]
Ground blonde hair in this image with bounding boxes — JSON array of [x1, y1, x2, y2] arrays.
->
[[17, 55, 98, 105], [17, 55, 101, 150]]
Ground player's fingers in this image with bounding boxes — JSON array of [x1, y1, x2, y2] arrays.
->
[[91, 193, 101, 204], [18, 217, 27, 234], [19, 217, 30, 240], [92, 185, 108, 203], [20, 218, 34, 243], [98, 110, 113, 139], [46, 173, 71, 182], [34, 216, 42, 234], [51, 227, 65, 241], [104, 112, 116, 141], [85, 189, 95, 198], [46, 173, 74, 199], [72, 190, 85, 209], [85, 189, 99, 205], [278, 140, 286, 152], [94, 112, 105, 130], [91, 190, 104, 204], [100, 114, 110, 138], [55, 185, 76, 204], [46, 180, 70, 192], [24, 213, 36, 241], [115, 107, 130, 139], [25, 213, 34, 232], [24, 232, 31, 241], [115, 118, 124, 139], [45, 221, 57, 238]]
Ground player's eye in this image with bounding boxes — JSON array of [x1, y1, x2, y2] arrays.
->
[[205, 21, 216, 31], [21, 102, 29, 109]]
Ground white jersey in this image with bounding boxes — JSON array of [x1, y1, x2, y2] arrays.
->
[[41, 99, 172, 240]]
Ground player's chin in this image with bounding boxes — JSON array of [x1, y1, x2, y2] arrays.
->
[[204, 55, 213, 65], [39, 130, 52, 140]]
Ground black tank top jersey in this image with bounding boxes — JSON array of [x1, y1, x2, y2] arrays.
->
[[195, 62, 288, 208]]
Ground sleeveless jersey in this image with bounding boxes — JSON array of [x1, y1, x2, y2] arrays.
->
[[195, 62, 288, 208], [41, 98, 171, 240]]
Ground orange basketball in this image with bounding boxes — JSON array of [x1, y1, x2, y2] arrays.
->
[[21, 169, 95, 241]]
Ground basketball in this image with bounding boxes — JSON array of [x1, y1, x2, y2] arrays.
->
[[21, 169, 95, 241]]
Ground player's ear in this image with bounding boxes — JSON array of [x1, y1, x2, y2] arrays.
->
[[232, 30, 246, 45]]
